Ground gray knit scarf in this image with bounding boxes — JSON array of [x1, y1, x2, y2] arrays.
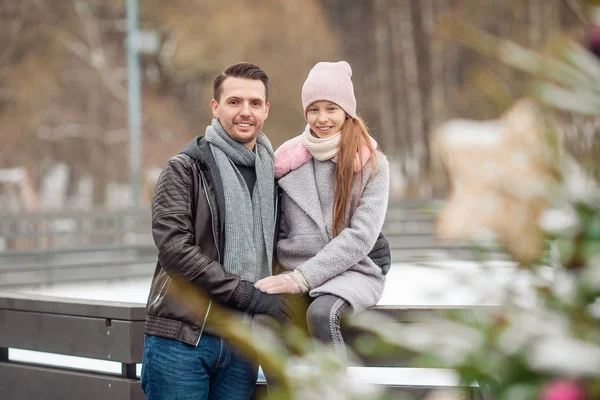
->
[[205, 118, 275, 283]]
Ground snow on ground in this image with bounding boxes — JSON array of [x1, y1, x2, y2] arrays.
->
[[8, 260, 537, 386], [15, 259, 536, 307]]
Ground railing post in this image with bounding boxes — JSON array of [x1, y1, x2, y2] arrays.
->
[[122, 362, 137, 379]]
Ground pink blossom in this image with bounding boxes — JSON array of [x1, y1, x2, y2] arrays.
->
[[540, 380, 584, 400]]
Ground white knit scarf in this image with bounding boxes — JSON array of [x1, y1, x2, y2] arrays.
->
[[300, 124, 341, 161]]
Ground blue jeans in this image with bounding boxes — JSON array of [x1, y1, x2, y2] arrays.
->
[[141, 334, 258, 400]]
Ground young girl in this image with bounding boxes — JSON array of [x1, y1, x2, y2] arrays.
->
[[255, 61, 390, 357]]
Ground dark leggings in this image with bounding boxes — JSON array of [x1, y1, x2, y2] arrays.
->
[[306, 294, 352, 358], [259, 295, 352, 391]]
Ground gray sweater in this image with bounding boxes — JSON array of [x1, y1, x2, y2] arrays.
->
[[275, 154, 390, 312]]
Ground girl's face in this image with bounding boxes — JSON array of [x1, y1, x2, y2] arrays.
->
[[306, 101, 347, 138]]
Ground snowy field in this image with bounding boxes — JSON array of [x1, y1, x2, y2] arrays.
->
[[14, 259, 534, 306], [8, 259, 536, 388]]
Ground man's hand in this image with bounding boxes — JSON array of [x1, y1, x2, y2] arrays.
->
[[255, 273, 303, 294], [232, 281, 292, 322], [247, 289, 292, 322]]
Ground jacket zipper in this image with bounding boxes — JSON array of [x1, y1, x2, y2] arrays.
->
[[151, 276, 171, 306], [274, 188, 279, 220], [196, 171, 219, 345], [201, 172, 221, 264]]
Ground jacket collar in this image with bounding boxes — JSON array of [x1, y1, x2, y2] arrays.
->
[[180, 135, 226, 256], [277, 160, 329, 242]]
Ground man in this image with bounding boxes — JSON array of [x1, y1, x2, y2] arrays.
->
[[140, 62, 390, 400], [141, 62, 289, 400]]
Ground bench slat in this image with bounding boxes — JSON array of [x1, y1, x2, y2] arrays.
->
[[0, 361, 144, 400]]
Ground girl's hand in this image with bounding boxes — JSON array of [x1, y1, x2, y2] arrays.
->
[[255, 274, 302, 294]]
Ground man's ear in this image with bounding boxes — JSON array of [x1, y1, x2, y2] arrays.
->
[[264, 101, 270, 119], [210, 99, 219, 117]]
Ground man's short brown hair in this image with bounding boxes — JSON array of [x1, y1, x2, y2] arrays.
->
[[213, 62, 270, 102]]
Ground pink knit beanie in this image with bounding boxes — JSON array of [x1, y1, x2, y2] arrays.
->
[[301, 61, 357, 119]]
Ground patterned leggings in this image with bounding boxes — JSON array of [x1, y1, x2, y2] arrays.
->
[[306, 294, 352, 359]]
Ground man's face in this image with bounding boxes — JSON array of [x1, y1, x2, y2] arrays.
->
[[211, 77, 270, 150]]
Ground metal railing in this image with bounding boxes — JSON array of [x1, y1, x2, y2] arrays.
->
[[0, 208, 155, 287], [0, 201, 506, 287], [0, 208, 152, 251]]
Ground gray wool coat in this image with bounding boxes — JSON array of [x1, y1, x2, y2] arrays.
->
[[275, 153, 390, 312]]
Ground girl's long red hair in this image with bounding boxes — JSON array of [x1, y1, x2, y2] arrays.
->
[[332, 116, 377, 237]]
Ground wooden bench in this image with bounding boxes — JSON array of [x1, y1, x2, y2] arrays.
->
[[0, 290, 492, 400], [0, 292, 146, 400]]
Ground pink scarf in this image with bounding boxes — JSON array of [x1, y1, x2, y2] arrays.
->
[[274, 132, 377, 179]]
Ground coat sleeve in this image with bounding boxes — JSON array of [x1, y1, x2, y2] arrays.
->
[[151, 155, 241, 305], [296, 154, 390, 289]]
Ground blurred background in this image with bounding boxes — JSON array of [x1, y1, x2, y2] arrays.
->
[[0, 0, 594, 212], [3, 3, 600, 398]]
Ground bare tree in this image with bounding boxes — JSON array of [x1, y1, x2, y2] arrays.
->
[[318, 0, 586, 198], [1, 0, 343, 208]]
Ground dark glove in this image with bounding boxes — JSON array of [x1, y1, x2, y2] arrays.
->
[[232, 280, 292, 322], [368, 231, 391, 275]]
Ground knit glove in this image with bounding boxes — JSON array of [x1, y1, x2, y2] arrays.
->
[[232, 281, 292, 322], [368, 231, 391, 275]]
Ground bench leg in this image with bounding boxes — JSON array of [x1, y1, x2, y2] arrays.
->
[[474, 382, 494, 400], [122, 363, 137, 379]]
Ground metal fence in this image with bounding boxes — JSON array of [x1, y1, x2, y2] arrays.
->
[[0, 208, 152, 251], [0, 202, 506, 287]]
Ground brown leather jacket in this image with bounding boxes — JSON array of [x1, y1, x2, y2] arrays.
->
[[144, 136, 266, 345]]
